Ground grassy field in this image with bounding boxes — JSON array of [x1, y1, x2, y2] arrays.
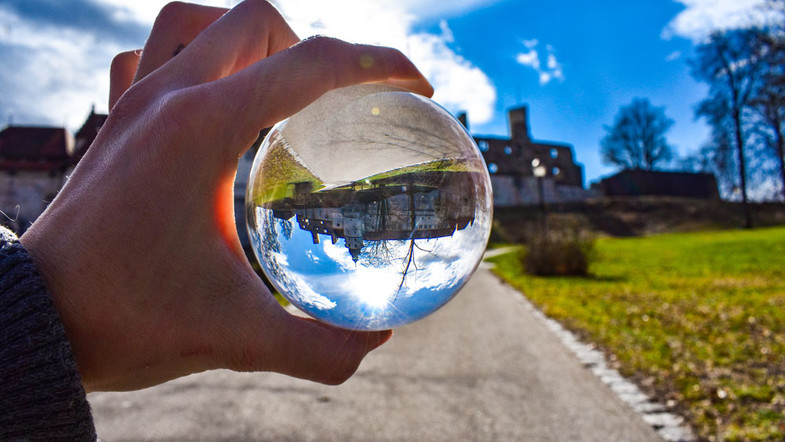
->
[[362, 157, 482, 182], [250, 143, 323, 205], [487, 227, 785, 441]]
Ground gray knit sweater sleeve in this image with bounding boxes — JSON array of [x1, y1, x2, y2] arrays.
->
[[0, 227, 96, 440]]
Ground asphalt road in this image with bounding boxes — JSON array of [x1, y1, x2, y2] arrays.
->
[[89, 266, 663, 441]]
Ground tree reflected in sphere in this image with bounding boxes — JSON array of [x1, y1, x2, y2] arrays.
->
[[246, 84, 493, 330]]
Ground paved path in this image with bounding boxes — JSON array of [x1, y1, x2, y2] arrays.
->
[[89, 266, 663, 441]]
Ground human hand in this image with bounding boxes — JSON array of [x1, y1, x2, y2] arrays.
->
[[20, 0, 433, 392]]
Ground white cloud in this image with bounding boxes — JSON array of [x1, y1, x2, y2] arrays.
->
[[515, 40, 564, 86], [522, 38, 538, 49], [274, 0, 497, 124], [0, 0, 499, 130], [665, 0, 779, 42], [0, 8, 119, 128], [96, 0, 241, 25], [95, 0, 498, 29], [516, 49, 540, 70], [546, 53, 559, 70], [665, 50, 682, 62], [316, 216, 488, 304], [272, 0, 413, 45], [386, 0, 501, 21], [439, 20, 455, 43], [282, 269, 338, 311], [408, 32, 497, 124]]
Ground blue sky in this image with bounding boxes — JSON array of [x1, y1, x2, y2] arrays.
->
[[0, 0, 775, 184], [426, 0, 708, 182], [255, 207, 490, 330]]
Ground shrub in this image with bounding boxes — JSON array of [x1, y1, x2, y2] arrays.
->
[[521, 217, 595, 276], [489, 219, 513, 244]]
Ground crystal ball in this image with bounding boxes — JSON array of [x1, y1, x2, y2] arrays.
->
[[245, 84, 493, 330]]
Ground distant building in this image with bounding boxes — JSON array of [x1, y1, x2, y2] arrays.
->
[[0, 104, 591, 239], [463, 106, 593, 206], [0, 125, 73, 233], [593, 169, 720, 199], [72, 107, 108, 165], [0, 109, 107, 234]]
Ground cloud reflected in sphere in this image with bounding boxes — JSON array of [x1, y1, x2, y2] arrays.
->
[[246, 84, 493, 330]]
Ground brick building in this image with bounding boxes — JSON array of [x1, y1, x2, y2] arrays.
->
[[594, 169, 720, 199], [463, 106, 591, 206]]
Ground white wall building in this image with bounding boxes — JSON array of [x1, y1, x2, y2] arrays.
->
[[0, 126, 73, 234]]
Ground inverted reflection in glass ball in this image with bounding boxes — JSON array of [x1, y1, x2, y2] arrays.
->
[[246, 84, 493, 330]]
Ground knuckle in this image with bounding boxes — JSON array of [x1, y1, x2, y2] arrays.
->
[[243, 0, 291, 38], [107, 81, 152, 122], [239, 0, 277, 18], [155, 89, 202, 134], [113, 88, 194, 157], [295, 36, 351, 87], [243, 0, 298, 52], [154, 2, 191, 27], [299, 35, 348, 55]]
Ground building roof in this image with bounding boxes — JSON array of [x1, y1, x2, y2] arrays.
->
[[0, 108, 108, 172], [596, 169, 720, 199], [73, 108, 108, 162], [0, 126, 73, 171]]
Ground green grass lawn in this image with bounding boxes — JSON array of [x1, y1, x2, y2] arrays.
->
[[488, 227, 785, 441], [362, 157, 482, 182], [250, 143, 323, 205]]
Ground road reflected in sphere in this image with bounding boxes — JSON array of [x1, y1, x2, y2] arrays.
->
[[246, 84, 493, 330]]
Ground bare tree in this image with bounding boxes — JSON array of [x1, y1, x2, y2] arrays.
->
[[750, 18, 785, 199], [680, 124, 738, 197], [600, 98, 674, 170], [751, 76, 785, 199], [691, 29, 768, 227]]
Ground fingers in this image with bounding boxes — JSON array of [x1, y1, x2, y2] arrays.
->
[[109, 51, 141, 110], [141, 0, 298, 90], [380, 77, 436, 98], [196, 36, 433, 159], [134, 2, 228, 83], [199, 272, 391, 385]]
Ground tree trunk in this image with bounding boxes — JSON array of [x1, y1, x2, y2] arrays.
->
[[777, 126, 785, 201], [733, 108, 753, 228]]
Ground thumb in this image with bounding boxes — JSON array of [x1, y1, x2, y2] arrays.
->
[[271, 316, 392, 385], [222, 304, 392, 385]]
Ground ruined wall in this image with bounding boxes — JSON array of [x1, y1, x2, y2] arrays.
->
[[470, 106, 590, 205]]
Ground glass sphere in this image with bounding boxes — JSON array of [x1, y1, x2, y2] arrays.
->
[[245, 84, 493, 330]]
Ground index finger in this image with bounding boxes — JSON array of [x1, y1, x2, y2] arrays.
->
[[134, 2, 229, 83], [192, 36, 434, 160]]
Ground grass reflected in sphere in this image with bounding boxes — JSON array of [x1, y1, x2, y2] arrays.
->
[[245, 84, 493, 330]]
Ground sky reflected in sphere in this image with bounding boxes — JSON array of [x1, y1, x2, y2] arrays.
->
[[246, 84, 493, 330]]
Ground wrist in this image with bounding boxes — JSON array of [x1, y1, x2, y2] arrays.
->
[[0, 226, 95, 438]]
